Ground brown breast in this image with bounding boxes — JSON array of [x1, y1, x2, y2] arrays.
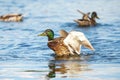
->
[[48, 37, 71, 56]]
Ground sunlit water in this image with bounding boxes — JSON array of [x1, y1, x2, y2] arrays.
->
[[0, 0, 120, 80]]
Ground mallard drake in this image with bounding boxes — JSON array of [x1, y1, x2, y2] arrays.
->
[[38, 29, 94, 56], [0, 13, 23, 22], [74, 10, 99, 26]]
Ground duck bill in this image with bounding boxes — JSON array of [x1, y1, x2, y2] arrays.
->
[[96, 16, 100, 19], [38, 32, 47, 36]]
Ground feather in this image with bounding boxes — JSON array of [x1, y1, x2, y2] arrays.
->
[[64, 31, 94, 55], [59, 29, 68, 37]]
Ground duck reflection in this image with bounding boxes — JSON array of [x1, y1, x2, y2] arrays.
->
[[47, 55, 92, 78], [47, 61, 68, 78]]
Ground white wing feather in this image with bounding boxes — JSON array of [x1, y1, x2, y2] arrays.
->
[[64, 31, 94, 55]]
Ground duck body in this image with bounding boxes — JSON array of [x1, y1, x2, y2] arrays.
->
[[74, 10, 99, 26], [0, 13, 22, 22], [38, 29, 94, 57], [48, 37, 70, 56], [74, 19, 91, 26]]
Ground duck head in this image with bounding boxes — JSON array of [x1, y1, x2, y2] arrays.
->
[[19, 14, 22, 16], [91, 12, 99, 19], [38, 29, 54, 41]]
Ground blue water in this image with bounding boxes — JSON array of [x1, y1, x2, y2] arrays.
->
[[0, 0, 120, 80]]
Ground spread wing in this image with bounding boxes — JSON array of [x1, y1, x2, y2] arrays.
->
[[63, 31, 94, 55], [77, 10, 90, 17], [59, 29, 68, 37]]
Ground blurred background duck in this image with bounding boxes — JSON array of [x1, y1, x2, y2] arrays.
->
[[38, 29, 94, 57], [74, 10, 99, 26], [0, 13, 23, 22]]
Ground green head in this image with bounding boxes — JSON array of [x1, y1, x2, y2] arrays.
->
[[38, 29, 54, 41]]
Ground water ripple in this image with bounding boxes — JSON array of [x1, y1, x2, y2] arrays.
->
[[0, 0, 120, 80]]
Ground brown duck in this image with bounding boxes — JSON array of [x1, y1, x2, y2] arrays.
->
[[0, 13, 23, 22], [74, 10, 99, 26], [38, 29, 94, 56]]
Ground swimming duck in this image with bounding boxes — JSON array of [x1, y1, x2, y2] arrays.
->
[[74, 10, 99, 26], [38, 29, 94, 56], [0, 13, 23, 22]]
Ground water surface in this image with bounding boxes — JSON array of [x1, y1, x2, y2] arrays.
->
[[0, 0, 120, 80]]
